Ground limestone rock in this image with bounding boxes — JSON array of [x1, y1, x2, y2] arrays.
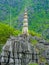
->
[[0, 34, 49, 65]]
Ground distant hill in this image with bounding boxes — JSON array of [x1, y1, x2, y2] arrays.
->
[[0, 0, 49, 40]]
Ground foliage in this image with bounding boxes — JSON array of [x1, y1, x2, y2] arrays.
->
[[29, 63, 38, 65], [29, 30, 41, 37], [0, 0, 49, 40], [0, 23, 20, 44], [39, 56, 46, 63], [30, 39, 38, 46]]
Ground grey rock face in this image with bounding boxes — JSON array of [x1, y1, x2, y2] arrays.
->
[[0, 34, 49, 65], [1, 35, 33, 65]]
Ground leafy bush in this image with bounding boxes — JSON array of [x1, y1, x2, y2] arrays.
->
[[0, 23, 21, 44], [30, 39, 38, 46], [29, 30, 41, 37], [29, 63, 38, 65]]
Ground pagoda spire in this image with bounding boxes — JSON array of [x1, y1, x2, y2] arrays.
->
[[22, 9, 29, 35]]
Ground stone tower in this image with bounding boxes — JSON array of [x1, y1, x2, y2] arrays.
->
[[22, 9, 28, 35]]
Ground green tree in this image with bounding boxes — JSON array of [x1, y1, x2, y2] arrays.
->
[[0, 23, 20, 44]]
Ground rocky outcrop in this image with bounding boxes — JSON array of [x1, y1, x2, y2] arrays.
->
[[1, 34, 49, 65]]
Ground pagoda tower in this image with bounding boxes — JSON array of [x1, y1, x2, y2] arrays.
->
[[22, 9, 28, 35]]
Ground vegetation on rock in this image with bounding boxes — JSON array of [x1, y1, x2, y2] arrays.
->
[[0, 23, 20, 44], [29, 63, 38, 65]]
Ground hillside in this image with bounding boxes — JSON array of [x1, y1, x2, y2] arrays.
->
[[0, 0, 49, 40]]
